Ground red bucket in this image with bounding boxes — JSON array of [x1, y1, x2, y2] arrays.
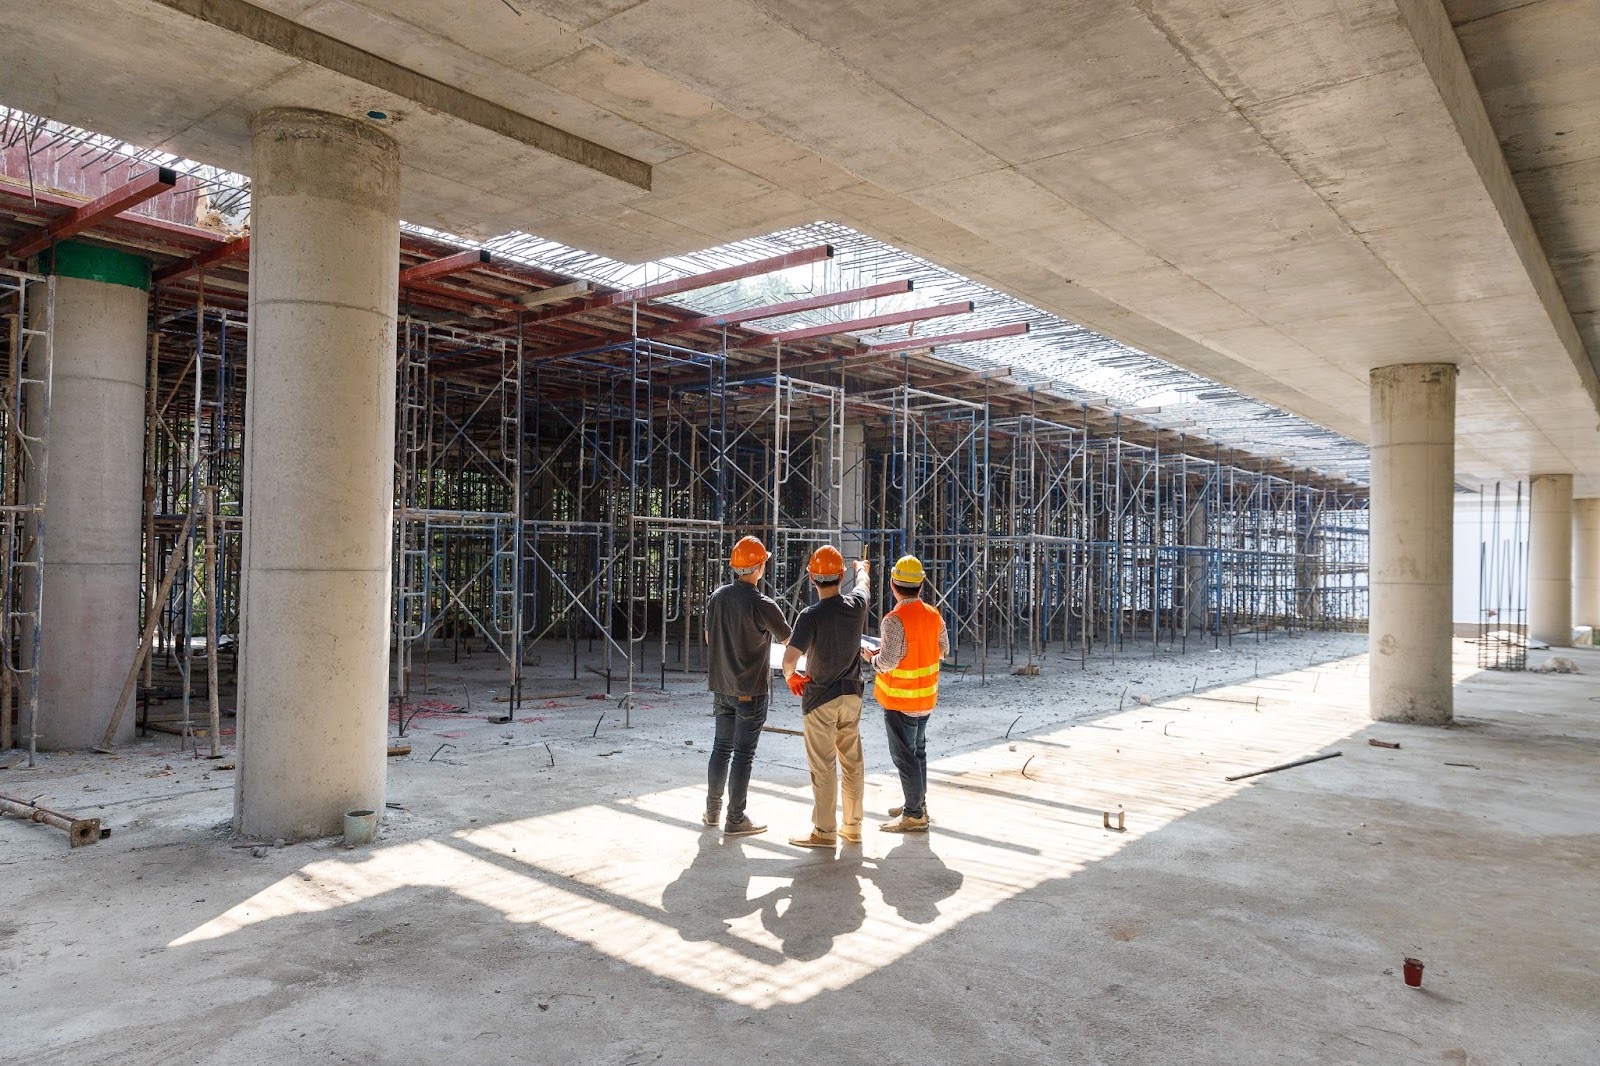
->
[[1403, 957, 1424, 987]]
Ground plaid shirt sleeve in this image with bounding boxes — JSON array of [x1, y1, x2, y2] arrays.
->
[[871, 613, 906, 673]]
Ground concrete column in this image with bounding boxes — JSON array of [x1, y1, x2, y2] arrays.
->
[[1575, 498, 1600, 632], [840, 422, 866, 558], [1529, 474, 1573, 646], [1368, 363, 1455, 725], [1184, 499, 1209, 633], [235, 109, 401, 840], [34, 244, 148, 749]]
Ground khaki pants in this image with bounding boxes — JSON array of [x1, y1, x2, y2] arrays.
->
[[803, 694, 864, 835]]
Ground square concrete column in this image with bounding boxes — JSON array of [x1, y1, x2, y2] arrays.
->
[[235, 109, 401, 840], [1529, 473, 1573, 646], [32, 244, 148, 749], [841, 422, 867, 558], [1368, 363, 1455, 725], [1575, 498, 1600, 631]]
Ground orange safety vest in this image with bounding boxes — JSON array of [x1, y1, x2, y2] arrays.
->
[[874, 599, 943, 713]]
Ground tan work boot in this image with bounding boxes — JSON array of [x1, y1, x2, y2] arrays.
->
[[788, 830, 838, 849], [837, 824, 862, 844], [888, 805, 931, 823], [880, 814, 930, 833]]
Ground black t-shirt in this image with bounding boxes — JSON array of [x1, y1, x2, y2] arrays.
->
[[705, 580, 791, 697], [789, 586, 868, 713]]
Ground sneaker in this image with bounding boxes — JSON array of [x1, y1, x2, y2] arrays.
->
[[788, 830, 837, 849], [889, 805, 931, 823], [838, 825, 862, 844], [724, 816, 766, 837], [702, 808, 721, 827], [880, 814, 929, 833]]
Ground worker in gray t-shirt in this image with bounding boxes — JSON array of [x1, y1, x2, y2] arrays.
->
[[702, 535, 791, 837]]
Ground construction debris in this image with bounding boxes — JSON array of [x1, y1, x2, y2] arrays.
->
[[1533, 657, 1581, 674], [1368, 739, 1400, 749], [0, 790, 102, 848], [1224, 751, 1343, 782]]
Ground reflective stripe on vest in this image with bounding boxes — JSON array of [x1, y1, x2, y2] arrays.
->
[[874, 600, 942, 713]]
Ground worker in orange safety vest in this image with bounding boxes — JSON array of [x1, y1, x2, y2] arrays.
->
[[861, 554, 948, 832]]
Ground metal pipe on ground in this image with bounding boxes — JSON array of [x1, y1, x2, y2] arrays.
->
[[0, 790, 102, 847]]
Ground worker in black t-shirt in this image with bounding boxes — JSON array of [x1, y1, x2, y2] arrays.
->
[[703, 535, 791, 838], [782, 547, 871, 848]]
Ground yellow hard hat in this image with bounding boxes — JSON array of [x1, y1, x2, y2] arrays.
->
[[891, 554, 925, 585]]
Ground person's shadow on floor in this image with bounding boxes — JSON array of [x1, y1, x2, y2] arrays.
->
[[759, 848, 869, 961], [660, 831, 790, 965], [861, 835, 964, 925]]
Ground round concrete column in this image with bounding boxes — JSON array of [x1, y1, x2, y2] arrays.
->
[[235, 109, 400, 840], [35, 243, 149, 749], [1529, 474, 1573, 647], [1368, 363, 1455, 725], [1575, 498, 1600, 632]]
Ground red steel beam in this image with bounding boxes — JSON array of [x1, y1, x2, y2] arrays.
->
[[745, 300, 974, 346], [400, 247, 491, 285], [525, 278, 914, 365], [6, 166, 179, 260], [657, 278, 912, 338], [153, 235, 251, 285], [525, 244, 835, 325], [864, 321, 1030, 354]]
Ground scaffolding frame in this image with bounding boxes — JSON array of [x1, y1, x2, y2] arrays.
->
[[0, 267, 51, 764]]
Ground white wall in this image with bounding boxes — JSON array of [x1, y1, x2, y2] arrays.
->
[[1453, 488, 1529, 624]]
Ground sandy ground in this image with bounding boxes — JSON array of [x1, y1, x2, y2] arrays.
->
[[3, 631, 1597, 1065]]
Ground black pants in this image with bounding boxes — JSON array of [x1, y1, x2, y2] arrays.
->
[[707, 692, 768, 822]]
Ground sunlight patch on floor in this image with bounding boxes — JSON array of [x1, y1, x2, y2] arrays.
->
[[172, 655, 1370, 1007]]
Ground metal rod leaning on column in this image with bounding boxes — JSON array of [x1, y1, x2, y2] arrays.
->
[[0, 305, 15, 750], [205, 484, 221, 758], [95, 521, 192, 752], [142, 329, 158, 691]]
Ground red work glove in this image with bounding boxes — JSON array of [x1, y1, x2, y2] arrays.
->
[[786, 672, 809, 698]]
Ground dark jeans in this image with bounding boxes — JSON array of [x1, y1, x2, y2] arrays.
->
[[707, 692, 768, 823], [883, 710, 930, 818]]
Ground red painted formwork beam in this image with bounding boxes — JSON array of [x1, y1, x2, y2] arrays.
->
[[5, 166, 178, 260], [525, 244, 835, 325], [745, 300, 974, 346], [152, 235, 251, 284], [864, 321, 1030, 354], [400, 247, 491, 285], [525, 278, 914, 365]]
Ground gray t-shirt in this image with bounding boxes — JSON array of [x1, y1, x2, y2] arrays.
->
[[705, 580, 791, 697], [788, 585, 868, 713]]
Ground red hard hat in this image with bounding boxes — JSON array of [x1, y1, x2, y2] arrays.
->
[[808, 545, 845, 579], [729, 535, 770, 572]]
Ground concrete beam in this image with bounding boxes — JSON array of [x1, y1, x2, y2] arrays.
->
[[149, 0, 651, 190]]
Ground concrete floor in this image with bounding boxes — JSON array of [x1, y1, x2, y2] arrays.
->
[[3, 635, 1597, 1064]]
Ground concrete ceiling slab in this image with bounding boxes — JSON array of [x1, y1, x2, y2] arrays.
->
[[3, 0, 1597, 491]]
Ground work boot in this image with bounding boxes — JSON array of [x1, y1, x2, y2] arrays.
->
[[889, 805, 931, 823], [880, 814, 929, 833], [702, 806, 721, 828], [837, 824, 862, 844], [788, 829, 837, 849], [724, 816, 766, 837]]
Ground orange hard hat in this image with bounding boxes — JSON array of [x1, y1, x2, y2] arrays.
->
[[807, 545, 845, 579], [729, 535, 770, 572]]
